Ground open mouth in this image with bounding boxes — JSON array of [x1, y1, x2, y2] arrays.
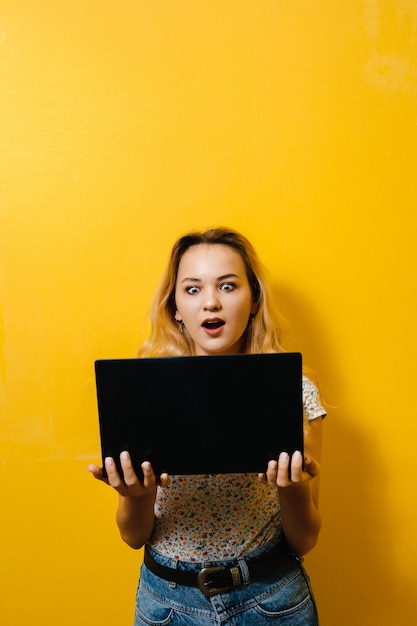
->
[[202, 318, 225, 330]]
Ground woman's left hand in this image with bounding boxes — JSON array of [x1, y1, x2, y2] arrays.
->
[[258, 451, 320, 487]]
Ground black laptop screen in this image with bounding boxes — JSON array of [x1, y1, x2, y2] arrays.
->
[[94, 352, 303, 479]]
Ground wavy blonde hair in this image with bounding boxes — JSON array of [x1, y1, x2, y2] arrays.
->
[[137, 227, 285, 357]]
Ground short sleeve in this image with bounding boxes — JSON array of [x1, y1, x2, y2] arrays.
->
[[302, 376, 327, 421]]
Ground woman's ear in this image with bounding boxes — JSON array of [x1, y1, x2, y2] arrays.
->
[[250, 302, 259, 316], [174, 311, 182, 322]]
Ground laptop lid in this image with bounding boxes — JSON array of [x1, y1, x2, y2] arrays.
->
[[94, 352, 303, 480]]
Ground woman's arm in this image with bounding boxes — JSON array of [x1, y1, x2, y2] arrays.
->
[[88, 453, 170, 550], [260, 416, 324, 556]]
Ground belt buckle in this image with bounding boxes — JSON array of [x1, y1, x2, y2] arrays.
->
[[197, 566, 229, 597]]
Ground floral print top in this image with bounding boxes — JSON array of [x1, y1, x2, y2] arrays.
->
[[149, 377, 326, 561]]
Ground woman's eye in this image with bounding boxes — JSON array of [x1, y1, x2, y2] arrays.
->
[[220, 282, 235, 291], [186, 286, 200, 295]]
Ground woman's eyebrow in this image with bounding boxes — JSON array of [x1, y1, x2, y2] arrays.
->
[[217, 273, 239, 281], [180, 277, 201, 284], [180, 273, 239, 284]]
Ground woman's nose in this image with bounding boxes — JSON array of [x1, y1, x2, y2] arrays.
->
[[203, 290, 221, 311]]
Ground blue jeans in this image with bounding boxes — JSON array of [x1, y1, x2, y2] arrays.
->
[[134, 547, 319, 625]]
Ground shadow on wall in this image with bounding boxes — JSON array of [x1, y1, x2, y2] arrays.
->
[[269, 282, 340, 403], [272, 283, 415, 624]]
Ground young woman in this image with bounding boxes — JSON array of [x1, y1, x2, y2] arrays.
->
[[89, 227, 326, 625]]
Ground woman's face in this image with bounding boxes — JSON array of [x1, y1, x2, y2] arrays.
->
[[174, 243, 258, 356]]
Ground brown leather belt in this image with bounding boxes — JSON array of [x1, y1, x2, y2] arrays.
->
[[143, 544, 301, 598]]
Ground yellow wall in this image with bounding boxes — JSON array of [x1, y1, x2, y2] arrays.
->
[[1, 2, 416, 624]]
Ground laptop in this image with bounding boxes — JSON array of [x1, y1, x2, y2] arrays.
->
[[94, 352, 303, 480]]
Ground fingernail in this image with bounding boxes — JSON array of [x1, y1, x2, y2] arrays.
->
[[121, 451, 129, 460], [105, 457, 113, 466], [280, 452, 289, 462], [294, 451, 302, 460]]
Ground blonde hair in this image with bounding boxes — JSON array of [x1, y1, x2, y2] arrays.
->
[[137, 227, 285, 357]]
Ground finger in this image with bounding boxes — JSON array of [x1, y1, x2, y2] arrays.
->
[[257, 472, 267, 483], [119, 451, 138, 487], [276, 452, 291, 486], [104, 457, 124, 489], [87, 463, 102, 477], [141, 461, 158, 489], [288, 450, 304, 483], [265, 460, 278, 485], [304, 456, 320, 478], [159, 472, 171, 488], [87, 464, 108, 483]]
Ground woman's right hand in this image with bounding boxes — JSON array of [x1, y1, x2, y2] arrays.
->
[[87, 451, 171, 497]]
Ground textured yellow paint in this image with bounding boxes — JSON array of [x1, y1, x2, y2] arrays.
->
[[1, 2, 416, 624]]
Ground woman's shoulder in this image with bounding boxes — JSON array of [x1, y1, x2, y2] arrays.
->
[[302, 376, 327, 420]]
